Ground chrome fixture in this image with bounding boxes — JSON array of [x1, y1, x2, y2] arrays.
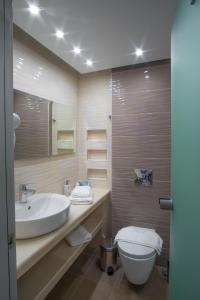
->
[[19, 183, 36, 203], [159, 196, 173, 210]]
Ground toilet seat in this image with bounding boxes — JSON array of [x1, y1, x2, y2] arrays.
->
[[118, 241, 156, 259]]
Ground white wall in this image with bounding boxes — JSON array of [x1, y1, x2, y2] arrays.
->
[[13, 38, 78, 106], [14, 29, 79, 200], [13, 28, 112, 199]]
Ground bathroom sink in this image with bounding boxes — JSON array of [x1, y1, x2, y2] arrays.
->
[[15, 193, 71, 239]]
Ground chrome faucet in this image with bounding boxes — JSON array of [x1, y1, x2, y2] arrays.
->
[[19, 183, 36, 203]]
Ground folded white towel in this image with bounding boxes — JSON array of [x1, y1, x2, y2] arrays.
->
[[71, 186, 91, 198], [65, 225, 92, 246], [69, 195, 93, 205], [115, 226, 163, 255]]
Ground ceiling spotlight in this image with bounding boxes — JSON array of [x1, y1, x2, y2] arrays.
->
[[55, 30, 64, 39], [28, 4, 40, 16], [86, 59, 93, 66], [135, 48, 144, 57], [73, 47, 82, 55]]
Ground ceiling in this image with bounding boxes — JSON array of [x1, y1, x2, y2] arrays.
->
[[13, 0, 177, 73]]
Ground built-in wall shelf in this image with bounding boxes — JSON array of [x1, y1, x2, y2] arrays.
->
[[87, 129, 107, 140], [17, 205, 103, 300], [88, 169, 108, 188], [87, 129, 107, 150], [87, 160, 107, 170], [86, 129, 108, 188], [87, 150, 107, 161], [87, 140, 107, 150], [57, 130, 74, 149], [52, 129, 75, 155]]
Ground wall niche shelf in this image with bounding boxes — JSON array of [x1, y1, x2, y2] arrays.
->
[[86, 129, 108, 188], [57, 130, 74, 150], [87, 129, 107, 150]]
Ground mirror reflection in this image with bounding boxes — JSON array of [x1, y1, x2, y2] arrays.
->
[[14, 89, 75, 160]]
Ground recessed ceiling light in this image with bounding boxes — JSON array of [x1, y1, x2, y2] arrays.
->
[[86, 59, 93, 66], [28, 4, 40, 16], [73, 47, 82, 55], [135, 48, 144, 57], [55, 30, 64, 39]]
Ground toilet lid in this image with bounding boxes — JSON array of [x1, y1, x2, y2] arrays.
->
[[118, 241, 156, 259]]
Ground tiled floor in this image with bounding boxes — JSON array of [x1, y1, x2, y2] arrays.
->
[[46, 243, 168, 300]]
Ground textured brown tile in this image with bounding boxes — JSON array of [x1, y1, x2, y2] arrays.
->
[[113, 135, 170, 159], [112, 112, 170, 137], [112, 63, 170, 95], [112, 62, 171, 266], [112, 89, 171, 115], [112, 157, 170, 182]]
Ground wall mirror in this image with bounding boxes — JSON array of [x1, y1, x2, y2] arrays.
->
[[14, 89, 76, 160]]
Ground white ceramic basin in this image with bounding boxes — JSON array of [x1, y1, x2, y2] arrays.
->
[[15, 193, 71, 239]]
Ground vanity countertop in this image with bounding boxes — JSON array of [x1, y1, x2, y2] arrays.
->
[[16, 188, 110, 279]]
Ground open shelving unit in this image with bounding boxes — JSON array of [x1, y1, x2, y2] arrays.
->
[[17, 205, 103, 300], [86, 129, 108, 188]]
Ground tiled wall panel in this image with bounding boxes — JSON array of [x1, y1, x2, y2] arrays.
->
[[112, 61, 171, 266], [78, 71, 112, 187], [14, 156, 78, 201]]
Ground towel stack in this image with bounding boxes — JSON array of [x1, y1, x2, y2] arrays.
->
[[70, 185, 93, 205]]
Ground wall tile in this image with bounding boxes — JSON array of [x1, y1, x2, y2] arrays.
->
[[112, 61, 171, 266]]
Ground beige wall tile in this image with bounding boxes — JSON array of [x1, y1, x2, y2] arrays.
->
[[77, 70, 112, 188]]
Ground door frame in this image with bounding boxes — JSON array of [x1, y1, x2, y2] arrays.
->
[[0, 0, 17, 299]]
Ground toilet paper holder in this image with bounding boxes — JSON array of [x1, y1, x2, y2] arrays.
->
[[159, 197, 173, 210]]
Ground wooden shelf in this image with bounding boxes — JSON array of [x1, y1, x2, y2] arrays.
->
[[18, 206, 103, 300], [87, 129, 107, 140], [87, 149, 107, 161], [87, 139, 107, 150], [87, 159, 107, 170]]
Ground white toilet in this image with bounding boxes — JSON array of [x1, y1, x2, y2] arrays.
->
[[115, 226, 162, 285]]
